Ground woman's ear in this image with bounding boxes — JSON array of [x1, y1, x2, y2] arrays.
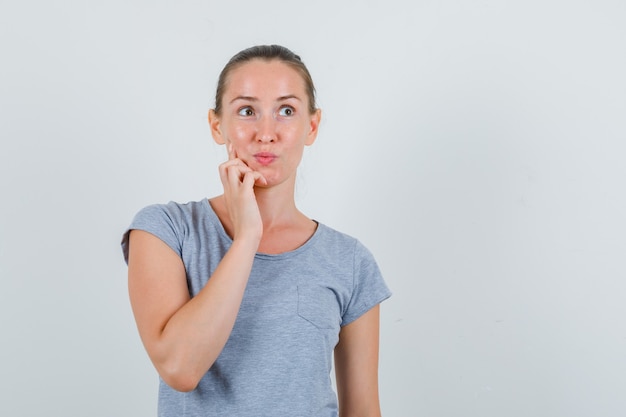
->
[[305, 108, 322, 146], [208, 109, 226, 145]]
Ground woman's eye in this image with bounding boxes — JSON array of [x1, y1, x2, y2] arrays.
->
[[237, 107, 254, 116], [278, 106, 294, 117]]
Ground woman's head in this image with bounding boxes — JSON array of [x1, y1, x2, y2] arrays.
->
[[213, 45, 317, 115], [208, 47, 322, 188]]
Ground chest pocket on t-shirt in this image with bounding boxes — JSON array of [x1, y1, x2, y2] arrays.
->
[[297, 284, 341, 330]]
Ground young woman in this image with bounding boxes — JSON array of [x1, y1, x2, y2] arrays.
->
[[122, 45, 391, 417]]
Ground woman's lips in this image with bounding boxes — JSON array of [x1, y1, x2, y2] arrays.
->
[[253, 152, 277, 166]]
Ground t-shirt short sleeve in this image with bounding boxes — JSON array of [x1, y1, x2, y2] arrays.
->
[[341, 240, 392, 326], [121, 203, 183, 264]]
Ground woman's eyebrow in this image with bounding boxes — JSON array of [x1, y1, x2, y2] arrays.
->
[[230, 96, 257, 104], [229, 94, 301, 104], [277, 94, 301, 102]]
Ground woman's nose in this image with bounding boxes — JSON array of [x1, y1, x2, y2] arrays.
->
[[255, 115, 276, 143]]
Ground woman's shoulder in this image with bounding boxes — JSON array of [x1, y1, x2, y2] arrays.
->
[[124, 198, 218, 241], [312, 222, 375, 260], [131, 198, 212, 225], [122, 198, 218, 263], [137, 198, 207, 214], [315, 222, 356, 244]]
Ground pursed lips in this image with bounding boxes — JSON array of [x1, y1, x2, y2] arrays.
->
[[253, 152, 277, 166]]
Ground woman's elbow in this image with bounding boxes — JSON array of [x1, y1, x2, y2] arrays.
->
[[166, 377, 199, 393], [159, 366, 202, 392], [155, 357, 205, 392]]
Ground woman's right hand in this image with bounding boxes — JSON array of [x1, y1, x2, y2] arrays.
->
[[218, 144, 267, 244]]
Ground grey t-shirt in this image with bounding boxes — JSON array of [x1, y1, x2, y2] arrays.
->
[[121, 199, 391, 417]]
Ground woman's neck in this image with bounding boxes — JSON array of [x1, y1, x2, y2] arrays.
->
[[253, 183, 305, 231], [209, 179, 310, 238], [209, 184, 315, 254]]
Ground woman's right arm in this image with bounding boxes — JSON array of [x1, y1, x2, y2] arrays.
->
[[127, 230, 257, 392], [128, 146, 265, 392]]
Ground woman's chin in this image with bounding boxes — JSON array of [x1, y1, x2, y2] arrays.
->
[[253, 173, 291, 190]]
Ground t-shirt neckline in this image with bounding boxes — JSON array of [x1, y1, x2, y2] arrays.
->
[[202, 198, 322, 260]]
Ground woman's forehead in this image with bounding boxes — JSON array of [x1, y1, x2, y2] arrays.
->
[[224, 60, 307, 99]]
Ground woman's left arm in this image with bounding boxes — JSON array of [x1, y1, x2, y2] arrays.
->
[[334, 304, 382, 417]]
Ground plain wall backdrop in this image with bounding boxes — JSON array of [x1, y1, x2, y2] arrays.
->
[[1, 1, 625, 416]]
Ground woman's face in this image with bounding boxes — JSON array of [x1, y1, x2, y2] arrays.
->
[[209, 59, 321, 188]]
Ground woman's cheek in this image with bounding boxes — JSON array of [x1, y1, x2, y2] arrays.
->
[[229, 125, 249, 143]]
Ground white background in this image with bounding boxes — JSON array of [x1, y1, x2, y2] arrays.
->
[[1, 1, 625, 416]]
